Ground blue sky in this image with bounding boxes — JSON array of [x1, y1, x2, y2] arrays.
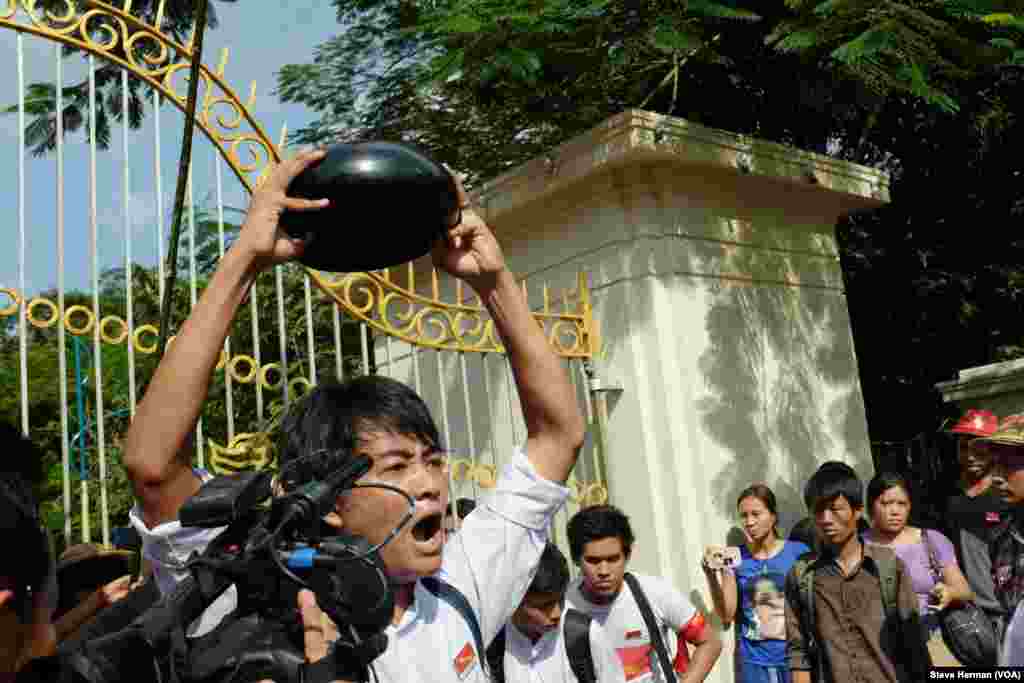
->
[[0, 1, 341, 298]]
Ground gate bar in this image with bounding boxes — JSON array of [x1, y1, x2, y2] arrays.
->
[[122, 70, 138, 416], [215, 153, 235, 440], [56, 43, 72, 545], [16, 34, 28, 438], [89, 55, 110, 547], [187, 166, 204, 467]]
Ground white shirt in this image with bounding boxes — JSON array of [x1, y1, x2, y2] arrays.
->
[[566, 573, 697, 683], [369, 448, 569, 683], [128, 468, 238, 638], [1001, 600, 1024, 666], [503, 614, 627, 683]]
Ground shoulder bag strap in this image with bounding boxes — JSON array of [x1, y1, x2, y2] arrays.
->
[[420, 577, 488, 677], [563, 608, 596, 683], [623, 573, 676, 682]]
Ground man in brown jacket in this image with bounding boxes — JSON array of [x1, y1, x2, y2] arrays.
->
[[784, 463, 930, 683]]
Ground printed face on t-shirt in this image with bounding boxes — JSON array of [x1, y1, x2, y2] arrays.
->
[[579, 537, 628, 603], [750, 577, 785, 640]]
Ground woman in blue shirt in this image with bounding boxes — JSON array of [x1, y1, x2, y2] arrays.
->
[[703, 484, 810, 683]]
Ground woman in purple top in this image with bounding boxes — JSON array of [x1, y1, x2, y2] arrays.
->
[[864, 472, 975, 666]]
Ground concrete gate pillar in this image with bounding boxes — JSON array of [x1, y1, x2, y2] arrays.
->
[[441, 110, 888, 682]]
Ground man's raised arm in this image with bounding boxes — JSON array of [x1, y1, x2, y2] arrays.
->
[[432, 188, 586, 484], [123, 149, 329, 523]]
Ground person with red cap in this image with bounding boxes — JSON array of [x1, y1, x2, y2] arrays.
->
[[976, 414, 1024, 664], [943, 409, 1008, 642]]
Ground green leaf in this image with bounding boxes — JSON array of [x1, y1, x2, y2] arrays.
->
[[831, 28, 893, 63], [990, 37, 1018, 49], [773, 30, 822, 52], [812, 0, 846, 16], [649, 24, 704, 53], [44, 509, 65, 531], [688, 0, 761, 21], [444, 14, 482, 33]]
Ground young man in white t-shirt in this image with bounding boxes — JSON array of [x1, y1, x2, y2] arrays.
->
[[565, 506, 721, 683], [121, 149, 586, 683], [491, 543, 625, 683]]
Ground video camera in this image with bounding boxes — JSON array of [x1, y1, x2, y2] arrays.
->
[[68, 454, 414, 683]]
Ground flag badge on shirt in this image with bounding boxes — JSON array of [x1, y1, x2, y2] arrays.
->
[[454, 642, 478, 680], [626, 629, 644, 640], [987, 511, 1002, 524]]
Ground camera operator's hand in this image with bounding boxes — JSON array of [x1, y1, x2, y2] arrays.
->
[[258, 590, 349, 683]]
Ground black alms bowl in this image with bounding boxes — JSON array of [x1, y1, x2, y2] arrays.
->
[[279, 141, 460, 272]]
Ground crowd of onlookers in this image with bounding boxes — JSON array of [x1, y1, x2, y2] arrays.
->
[[700, 408, 1024, 682], [3, 159, 1024, 683]]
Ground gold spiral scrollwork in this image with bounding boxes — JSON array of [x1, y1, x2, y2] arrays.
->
[[207, 431, 276, 475], [228, 355, 258, 384], [133, 324, 158, 353], [1, 0, 279, 195], [1, 3, 601, 358], [64, 305, 95, 336], [99, 315, 129, 344], [310, 269, 596, 358], [288, 376, 313, 398], [259, 363, 284, 391], [27, 298, 59, 329], [474, 463, 497, 488], [0, 287, 23, 316]]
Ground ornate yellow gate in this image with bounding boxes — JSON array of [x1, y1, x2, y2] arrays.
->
[[1, 0, 607, 551]]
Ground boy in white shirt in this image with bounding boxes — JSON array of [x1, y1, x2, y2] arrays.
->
[[121, 149, 586, 683], [489, 543, 626, 683], [565, 506, 721, 683]]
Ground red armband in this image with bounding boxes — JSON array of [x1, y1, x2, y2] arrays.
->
[[680, 612, 707, 644], [673, 612, 708, 673]]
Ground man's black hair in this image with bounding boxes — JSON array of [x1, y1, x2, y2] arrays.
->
[[566, 504, 635, 564], [277, 375, 442, 489], [528, 543, 571, 596], [788, 517, 819, 551], [447, 498, 477, 519], [803, 461, 863, 512]]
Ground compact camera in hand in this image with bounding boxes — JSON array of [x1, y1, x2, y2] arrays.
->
[[705, 547, 742, 571]]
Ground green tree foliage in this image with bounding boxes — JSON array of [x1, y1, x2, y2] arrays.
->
[[0, 201, 369, 553], [276, 0, 1022, 185]]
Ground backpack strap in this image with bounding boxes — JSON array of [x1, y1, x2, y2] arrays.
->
[[563, 608, 596, 683], [870, 553, 900, 621], [421, 577, 487, 678], [792, 554, 820, 681], [485, 626, 507, 683], [623, 573, 675, 682]]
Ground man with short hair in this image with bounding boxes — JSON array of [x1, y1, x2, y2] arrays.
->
[[565, 505, 721, 683], [784, 464, 928, 683], [943, 409, 1007, 640], [123, 149, 586, 682], [488, 543, 625, 683]]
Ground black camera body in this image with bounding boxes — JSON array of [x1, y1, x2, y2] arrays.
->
[[70, 457, 397, 683]]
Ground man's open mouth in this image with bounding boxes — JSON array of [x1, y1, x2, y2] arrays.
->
[[412, 513, 443, 542]]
